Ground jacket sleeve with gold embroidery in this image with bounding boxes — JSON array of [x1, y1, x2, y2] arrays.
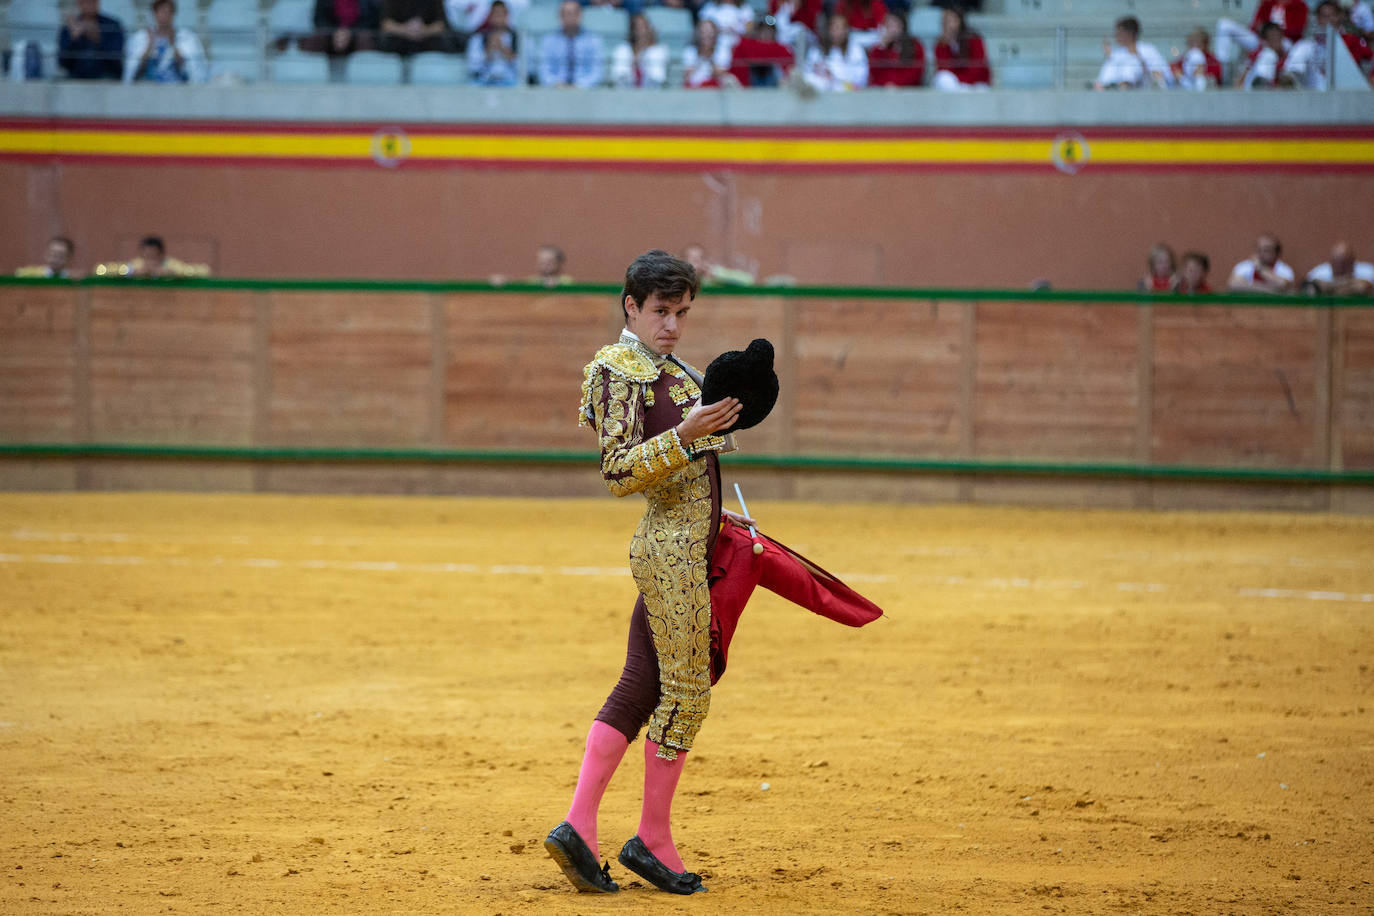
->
[[580, 346, 692, 498]]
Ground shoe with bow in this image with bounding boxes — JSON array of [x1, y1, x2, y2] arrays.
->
[[544, 821, 619, 894], [617, 835, 707, 894]]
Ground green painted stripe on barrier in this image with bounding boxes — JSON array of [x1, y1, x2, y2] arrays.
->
[[1, 275, 1371, 307], [2, 442, 1370, 484]]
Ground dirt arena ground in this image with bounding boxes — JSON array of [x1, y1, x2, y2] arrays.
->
[[1, 491, 1372, 915]]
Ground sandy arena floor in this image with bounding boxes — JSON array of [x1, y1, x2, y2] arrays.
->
[[1, 492, 1372, 915]]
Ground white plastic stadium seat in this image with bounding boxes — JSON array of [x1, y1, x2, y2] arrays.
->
[[580, 5, 627, 46], [269, 46, 329, 81], [643, 6, 691, 48], [908, 5, 941, 41], [346, 49, 405, 84], [268, 0, 315, 41], [7, 0, 62, 78], [410, 50, 468, 84]]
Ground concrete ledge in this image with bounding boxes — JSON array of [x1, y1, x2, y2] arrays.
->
[[3, 80, 1374, 126]]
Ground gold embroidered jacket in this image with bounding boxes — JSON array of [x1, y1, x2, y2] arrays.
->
[[579, 332, 728, 760]]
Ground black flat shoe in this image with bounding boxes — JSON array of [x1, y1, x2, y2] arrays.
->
[[544, 821, 619, 894], [617, 835, 707, 895]]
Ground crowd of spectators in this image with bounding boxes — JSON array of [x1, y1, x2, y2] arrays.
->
[[1134, 234, 1373, 297], [15, 232, 1371, 298], [21, 0, 1373, 89], [14, 235, 210, 277]]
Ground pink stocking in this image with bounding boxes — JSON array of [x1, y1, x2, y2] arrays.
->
[[637, 740, 688, 873], [565, 720, 630, 861]]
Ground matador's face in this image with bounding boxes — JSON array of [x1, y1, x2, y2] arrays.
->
[[625, 291, 692, 356]]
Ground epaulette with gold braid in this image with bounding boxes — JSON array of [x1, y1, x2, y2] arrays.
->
[[579, 343, 661, 427]]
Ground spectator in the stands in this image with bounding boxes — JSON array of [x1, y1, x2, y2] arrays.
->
[[682, 243, 756, 286], [14, 237, 77, 279], [933, 5, 990, 90], [1227, 232, 1295, 294], [533, 244, 571, 287], [379, 0, 455, 56], [728, 11, 794, 86], [94, 236, 210, 278], [302, 0, 380, 57], [538, 0, 604, 87], [124, 0, 207, 82], [1138, 242, 1177, 292], [833, 0, 886, 48], [1281, 1, 1373, 89], [445, 0, 526, 35], [1094, 16, 1173, 89], [467, 0, 518, 84], [1303, 241, 1374, 296], [769, 0, 823, 43], [1216, 0, 1307, 80], [803, 13, 868, 90], [1351, 0, 1374, 40], [867, 11, 922, 87], [59, 0, 125, 80], [699, 0, 754, 53], [1237, 21, 1287, 88], [1171, 27, 1222, 90], [611, 13, 669, 87], [682, 18, 736, 87], [1176, 251, 1212, 295]]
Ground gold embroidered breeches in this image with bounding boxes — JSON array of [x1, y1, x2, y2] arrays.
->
[[628, 461, 716, 760]]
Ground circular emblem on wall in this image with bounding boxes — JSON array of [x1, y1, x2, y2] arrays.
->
[[1050, 131, 1090, 175], [371, 128, 412, 168]]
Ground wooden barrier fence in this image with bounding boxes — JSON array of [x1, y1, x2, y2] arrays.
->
[[2, 280, 1371, 511]]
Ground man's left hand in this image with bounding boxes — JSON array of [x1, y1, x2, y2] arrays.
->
[[722, 508, 756, 529]]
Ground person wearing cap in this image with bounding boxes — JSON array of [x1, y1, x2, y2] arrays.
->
[[728, 12, 795, 86], [544, 249, 883, 897]]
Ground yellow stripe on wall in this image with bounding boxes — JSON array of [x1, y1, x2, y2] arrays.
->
[[1, 127, 1371, 168]]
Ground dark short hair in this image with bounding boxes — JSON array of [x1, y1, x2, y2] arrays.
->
[[1116, 16, 1140, 38], [151, 0, 175, 10], [1259, 21, 1282, 38], [139, 235, 166, 253], [1315, 0, 1338, 13], [50, 236, 75, 254], [621, 249, 699, 320], [1182, 250, 1209, 272]]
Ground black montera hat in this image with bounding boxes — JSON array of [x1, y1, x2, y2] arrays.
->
[[700, 338, 779, 433]]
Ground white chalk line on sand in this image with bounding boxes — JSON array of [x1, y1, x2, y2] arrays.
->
[[2, 551, 1373, 604]]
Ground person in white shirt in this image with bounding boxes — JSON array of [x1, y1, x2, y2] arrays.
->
[[1228, 232, 1296, 294], [1093, 16, 1174, 89], [1351, 0, 1374, 37], [803, 13, 867, 91], [681, 18, 735, 87], [611, 13, 669, 87], [1304, 241, 1374, 296], [1281, 0, 1346, 89], [698, 0, 752, 56], [123, 0, 206, 83]]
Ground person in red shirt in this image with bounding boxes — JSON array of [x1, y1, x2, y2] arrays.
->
[[867, 11, 923, 87], [1171, 27, 1223, 89], [932, 5, 990, 89], [1137, 243, 1177, 293], [1216, 0, 1307, 80], [1176, 252, 1212, 295], [833, 0, 886, 33], [728, 12, 795, 86]]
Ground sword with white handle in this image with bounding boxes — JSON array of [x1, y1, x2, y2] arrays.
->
[[732, 482, 765, 556]]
